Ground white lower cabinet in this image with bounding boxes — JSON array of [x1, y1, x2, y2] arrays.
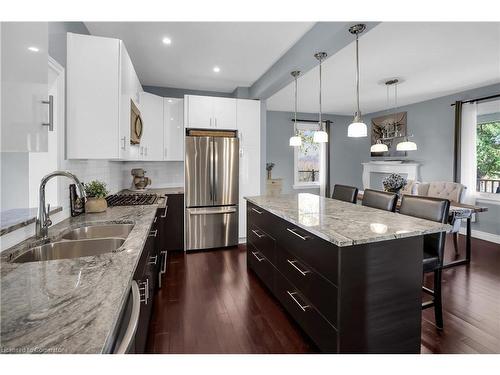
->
[[164, 98, 184, 161]]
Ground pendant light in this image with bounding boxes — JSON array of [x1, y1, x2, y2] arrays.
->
[[370, 139, 388, 153], [347, 24, 368, 138], [313, 52, 328, 143], [289, 71, 302, 147], [396, 137, 418, 151]]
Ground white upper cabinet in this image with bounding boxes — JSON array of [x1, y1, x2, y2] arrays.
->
[[184, 95, 236, 129], [67, 33, 142, 159], [164, 98, 184, 161], [212, 97, 237, 129], [1, 22, 49, 152], [140, 92, 164, 161], [185, 95, 213, 128], [236, 99, 261, 150]]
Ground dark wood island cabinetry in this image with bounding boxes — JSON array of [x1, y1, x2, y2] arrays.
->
[[245, 194, 450, 353]]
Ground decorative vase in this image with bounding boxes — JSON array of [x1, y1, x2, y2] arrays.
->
[[267, 170, 272, 180], [85, 197, 107, 213], [384, 188, 402, 197]]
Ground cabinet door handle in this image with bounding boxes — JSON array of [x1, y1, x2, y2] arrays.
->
[[251, 207, 263, 214], [251, 251, 265, 262], [149, 229, 158, 237], [215, 118, 217, 128], [210, 118, 212, 127], [286, 291, 310, 312], [251, 229, 265, 238], [287, 259, 310, 276], [149, 255, 158, 265], [161, 205, 168, 218], [121, 136, 127, 150], [145, 147, 148, 156], [164, 147, 168, 158], [286, 228, 309, 241], [160, 251, 168, 275], [154, 217, 157, 223], [42, 95, 54, 131]]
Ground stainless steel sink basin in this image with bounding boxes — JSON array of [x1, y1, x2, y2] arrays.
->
[[62, 224, 134, 240], [11, 238, 125, 264]]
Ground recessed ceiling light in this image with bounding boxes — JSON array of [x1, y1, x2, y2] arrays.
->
[[213, 66, 220, 73], [167, 99, 173, 103], [162, 37, 172, 45], [28, 46, 39, 52]]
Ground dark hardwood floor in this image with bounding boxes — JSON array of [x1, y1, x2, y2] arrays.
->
[[147, 234, 500, 354]]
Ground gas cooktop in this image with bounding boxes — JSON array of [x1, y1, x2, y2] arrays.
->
[[106, 193, 158, 206]]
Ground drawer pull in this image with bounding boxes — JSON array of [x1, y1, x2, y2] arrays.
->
[[286, 228, 309, 241], [139, 278, 149, 305], [287, 259, 310, 276], [286, 291, 310, 312], [251, 251, 265, 262], [154, 217, 157, 223], [251, 207, 263, 214], [161, 205, 168, 218], [149, 255, 158, 265], [149, 229, 158, 238], [251, 229, 265, 238]]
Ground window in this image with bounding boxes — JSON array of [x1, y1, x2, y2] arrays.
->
[[476, 100, 500, 198], [293, 122, 326, 189]]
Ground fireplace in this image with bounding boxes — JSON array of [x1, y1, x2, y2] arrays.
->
[[361, 161, 420, 190]]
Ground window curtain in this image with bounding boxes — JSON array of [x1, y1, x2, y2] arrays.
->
[[460, 102, 477, 204]]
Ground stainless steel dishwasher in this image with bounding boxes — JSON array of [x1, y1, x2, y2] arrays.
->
[[112, 281, 141, 354]]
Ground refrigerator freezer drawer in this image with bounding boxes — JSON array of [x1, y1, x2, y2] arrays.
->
[[186, 206, 238, 251]]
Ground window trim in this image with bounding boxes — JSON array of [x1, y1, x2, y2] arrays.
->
[[293, 122, 326, 189], [475, 111, 500, 202]]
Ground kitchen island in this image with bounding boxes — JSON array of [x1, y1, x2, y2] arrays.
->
[[245, 193, 450, 353]]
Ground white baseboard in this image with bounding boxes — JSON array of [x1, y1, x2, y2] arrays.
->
[[459, 228, 500, 244], [238, 237, 246, 244]]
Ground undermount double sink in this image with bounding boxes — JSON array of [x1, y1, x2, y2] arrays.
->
[[11, 224, 135, 264]]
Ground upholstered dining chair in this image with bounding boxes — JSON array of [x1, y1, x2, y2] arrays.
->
[[361, 189, 398, 212], [332, 184, 358, 204], [399, 195, 450, 330], [418, 181, 467, 254]]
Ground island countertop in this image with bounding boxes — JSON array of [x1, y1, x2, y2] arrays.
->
[[0, 204, 157, 354], [245, 193, 451, 247]]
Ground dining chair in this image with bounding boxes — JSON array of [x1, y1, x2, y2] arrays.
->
[[332, 184, 358, 204], [361, 189, 398, 212], [399, 195, 450, 330]]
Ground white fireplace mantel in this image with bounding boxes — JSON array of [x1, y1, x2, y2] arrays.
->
[[362, 161, 420, 189]]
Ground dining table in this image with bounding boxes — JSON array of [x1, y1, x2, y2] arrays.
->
[[357, 191, 489, 269]]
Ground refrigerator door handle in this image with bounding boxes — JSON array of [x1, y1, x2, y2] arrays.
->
[[187, 207, 238, 215], [212, 138, 217, 204], [209, 138, 214, 202]]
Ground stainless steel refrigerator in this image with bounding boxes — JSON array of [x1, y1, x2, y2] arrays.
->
[[185, 132, 239, 251]]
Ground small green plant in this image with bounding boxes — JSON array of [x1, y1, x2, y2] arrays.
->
[[84, 180, 109, 199]]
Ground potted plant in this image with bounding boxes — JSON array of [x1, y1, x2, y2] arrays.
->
[[84, 180, 109, 213], [382, 173, 407, 197], [266, 162, 275, 180]]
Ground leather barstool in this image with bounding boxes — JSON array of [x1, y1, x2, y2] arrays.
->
[[361, 189, 398, 212], [399, 195, 450, 330], [332, 184, 358, 204]]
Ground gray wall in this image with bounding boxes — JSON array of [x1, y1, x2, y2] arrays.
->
[[266, 110, 350, 194], [49, 22, 90, 67], [143, 85, 232, 99]]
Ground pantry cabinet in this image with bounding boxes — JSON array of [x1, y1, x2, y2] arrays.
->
[[164, 98, 184, 161], [184, 95, 236, 129], [1, 22, 49, 152], [236, 99, 261, 240], [67, 33, 142, 159]]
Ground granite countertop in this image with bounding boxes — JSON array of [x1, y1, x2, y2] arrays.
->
[[245, 193, 451, 247], [0, 206, 63, 236], [0, 204, 157, 354]]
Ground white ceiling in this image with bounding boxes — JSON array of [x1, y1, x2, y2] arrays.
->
[[85, 22, 315, 92], [267, 22, 500, 115]]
